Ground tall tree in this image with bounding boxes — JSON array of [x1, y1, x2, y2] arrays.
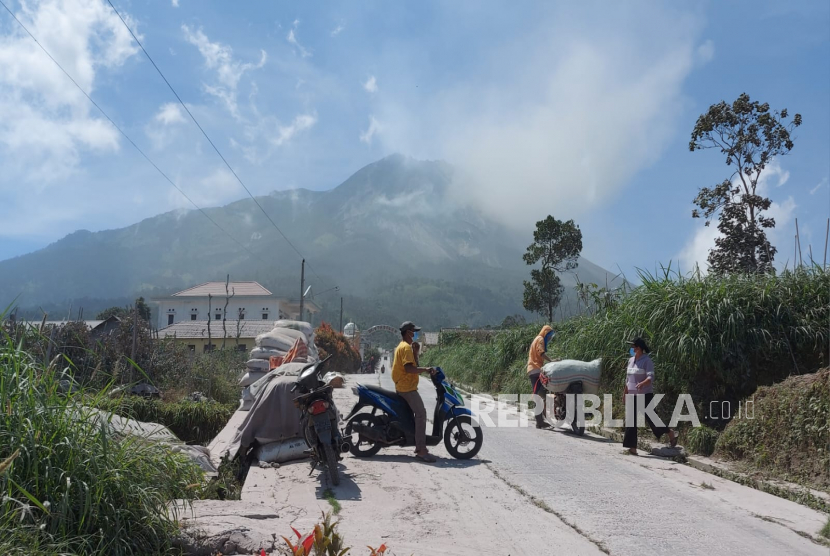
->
[[690, 93, 801, 274], [522, 215, 583, 322]]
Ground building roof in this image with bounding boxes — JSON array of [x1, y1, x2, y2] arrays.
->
[[158, 320, 276, 340], [171, 281, 273, 297], [17, 318, 119, 330]]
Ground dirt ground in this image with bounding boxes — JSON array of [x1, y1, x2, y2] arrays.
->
[[181, 376, 606, 555]]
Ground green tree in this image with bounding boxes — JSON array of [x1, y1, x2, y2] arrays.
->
[[522, 215, 582, 322], [500, 314, 527, 329], [134, 297, 152, 321], [95, 297, 151, 322], [96, 306, 127, 320], [690, 93, 802, 274], [363, 345, 381, 371]]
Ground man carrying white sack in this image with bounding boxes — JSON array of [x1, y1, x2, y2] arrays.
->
[[527, 325, 560, 429]]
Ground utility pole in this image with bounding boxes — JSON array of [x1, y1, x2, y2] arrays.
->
[[339, 297, 343, 333], [299, 259, 305, 322], [130, 305, 138, 382]]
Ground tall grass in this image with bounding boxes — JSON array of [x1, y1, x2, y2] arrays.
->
[[0, 332, 205, 555], [94, 397, 236, 445], [423, 268, 829, 425]]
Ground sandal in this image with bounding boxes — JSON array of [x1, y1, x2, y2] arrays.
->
[[416, 453, 437, 463]]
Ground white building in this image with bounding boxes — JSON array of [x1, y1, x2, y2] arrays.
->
[[151, 281, 283, 331]]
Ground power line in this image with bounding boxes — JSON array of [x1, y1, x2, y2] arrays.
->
[[0, 0, 257, 258], [106, 0, 332, 289]]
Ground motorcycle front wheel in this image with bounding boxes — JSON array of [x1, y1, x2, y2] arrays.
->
[[444, 415, 483, 459]]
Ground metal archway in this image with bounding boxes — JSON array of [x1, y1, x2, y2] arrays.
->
[[363, 325, 398, 338]]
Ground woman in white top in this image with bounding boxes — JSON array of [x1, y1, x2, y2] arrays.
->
[[623, 338, 678, 455]]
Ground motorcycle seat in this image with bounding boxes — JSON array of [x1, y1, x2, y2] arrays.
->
[[362, 384, 407, 405]]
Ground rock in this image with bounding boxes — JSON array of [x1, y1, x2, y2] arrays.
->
[[651, 446, 687, 458]]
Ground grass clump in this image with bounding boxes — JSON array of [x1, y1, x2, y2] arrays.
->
[[820, 518, 830, 540], [685, 426, 720, 456], [322, 488, 342, 515], [0, 334, 205, 555]]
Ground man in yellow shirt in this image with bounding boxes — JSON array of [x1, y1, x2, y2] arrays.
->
[[392, 321, 437, 462]]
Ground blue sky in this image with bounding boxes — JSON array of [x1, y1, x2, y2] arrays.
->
[[0, 0, 828, 283]]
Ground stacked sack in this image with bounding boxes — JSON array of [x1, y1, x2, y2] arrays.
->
[[238, 320, 319, 411]]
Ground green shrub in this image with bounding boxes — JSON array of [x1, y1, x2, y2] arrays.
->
[[715, 368, 830, 489], [151, 344, 245, 405], [95, 397, 236, 445], [316, 322, 361, 375], [0, 334, 204, 555], [685, 426, 720, 456]]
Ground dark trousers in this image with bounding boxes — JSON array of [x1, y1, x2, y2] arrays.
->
[[528, 370, 547, 422], [623, 392, 670, 448]]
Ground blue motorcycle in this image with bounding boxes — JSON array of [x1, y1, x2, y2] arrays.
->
[[344, 368, 483, 459]]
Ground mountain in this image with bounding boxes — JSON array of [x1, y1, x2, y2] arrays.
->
[[0, 155, 619, 329]]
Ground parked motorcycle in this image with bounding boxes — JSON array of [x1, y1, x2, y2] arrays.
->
[[292, 355, 349, 486], [344, 367, 483, 459]]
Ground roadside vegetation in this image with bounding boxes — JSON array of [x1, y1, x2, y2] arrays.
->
[[715, 368, 829, 490], [0, 334, 204, 555], [422, 267, 829, 486]]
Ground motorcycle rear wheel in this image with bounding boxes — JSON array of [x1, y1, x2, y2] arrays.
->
[[346, 413, 383, 458], [444, 415, 483, 459]]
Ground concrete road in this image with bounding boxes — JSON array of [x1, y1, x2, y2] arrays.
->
[[374, 366, 828, 556]]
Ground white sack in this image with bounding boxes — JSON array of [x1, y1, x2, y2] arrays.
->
[[270, 327, 308, 345], [272, 320, 313, 338], [246, 359, 271, 372], [541, 359, 602, 395], [254, 437, 309, 463], [323, 371, 345, 388], [256, 331, 297, 352], [250, 347, 286, 361], [239, 371, 267, 387]]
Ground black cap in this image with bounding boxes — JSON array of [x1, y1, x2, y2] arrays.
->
[[400, 321, 421, 333], [627, 337, 650, 353]]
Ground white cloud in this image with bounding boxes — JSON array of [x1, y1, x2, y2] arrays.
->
[[363, 75, 378, 94], [696, 39, 715, 63], [182, 25, 266, 118], [154, 103, 185, 125], [171, 0, 179, 6], [145, 103, 186, 148], [810, 177, 828, 195], [360, 116, 382, 144], [287, 20, 311, 58], [0, 0, 141, 182], [331, 23, 345, 37], [273, 113, 317, 146], [169, 167, 239, 208], [676, 163, 798, 272]]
